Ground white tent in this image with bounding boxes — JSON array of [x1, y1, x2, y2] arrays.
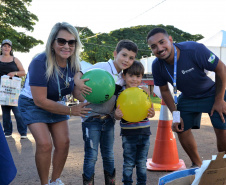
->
[[198, 30, 226, 64], [80, 60, 92, 70], [140, 56, 156, 74]]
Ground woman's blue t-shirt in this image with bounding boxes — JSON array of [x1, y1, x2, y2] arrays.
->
[[22, 52, 75, 101]]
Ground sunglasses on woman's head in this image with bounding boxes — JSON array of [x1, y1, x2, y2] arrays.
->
[[55, 38, 77, 47]]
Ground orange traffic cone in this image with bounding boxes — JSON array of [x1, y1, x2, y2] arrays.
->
[[147, 100, 186, 171]]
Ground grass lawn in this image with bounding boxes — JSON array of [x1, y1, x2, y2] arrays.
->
[[150, 94, 161, 111]]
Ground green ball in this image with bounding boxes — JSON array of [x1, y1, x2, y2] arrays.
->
[[81, 68, 115, 104]]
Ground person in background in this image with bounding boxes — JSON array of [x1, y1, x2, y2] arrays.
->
[[147, 27, 226, 167], [114, 61, 155, 185], [75, 39, 138, 185], [0, 39, 27, 139], [18, 22, 91, 185]]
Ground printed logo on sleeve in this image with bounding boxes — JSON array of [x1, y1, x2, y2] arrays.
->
[[208, 53, 215, 64]]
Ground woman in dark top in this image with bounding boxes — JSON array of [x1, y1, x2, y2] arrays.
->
[[0, 39, 27, 139]]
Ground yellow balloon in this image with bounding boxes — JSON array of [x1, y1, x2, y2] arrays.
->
[[116, 87, 152, 122]]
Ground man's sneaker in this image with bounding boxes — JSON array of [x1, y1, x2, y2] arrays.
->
[[49, 178, 65, 185], [20, 135, 28, 139], [5, 134, 12, 138], [190, 162, 199, 168]]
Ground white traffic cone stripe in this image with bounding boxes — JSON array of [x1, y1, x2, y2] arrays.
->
[[159, 104, 172, 121]]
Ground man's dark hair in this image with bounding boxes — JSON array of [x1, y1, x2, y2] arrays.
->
[[146, 27, 169, 42], [123, 60, 144, 76], [115, 39, 138, 54]]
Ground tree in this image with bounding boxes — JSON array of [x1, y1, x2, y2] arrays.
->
[[79, 27, 117, 64], [109, 24, 204, 59], [80, 24, 204, 63], [0, 0, 43, 52]]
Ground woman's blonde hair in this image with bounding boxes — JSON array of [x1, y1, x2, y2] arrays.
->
[[45, 22, 82, 80]]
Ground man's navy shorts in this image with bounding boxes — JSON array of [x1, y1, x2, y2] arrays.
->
[[177, 91, 226, 131]]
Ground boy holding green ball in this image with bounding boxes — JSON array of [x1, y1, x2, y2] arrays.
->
[[74, 40, 138, 185], [114, 60, 155, 185]]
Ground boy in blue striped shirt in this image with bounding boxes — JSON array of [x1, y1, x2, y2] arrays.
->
[[115, 61, 155, 185]]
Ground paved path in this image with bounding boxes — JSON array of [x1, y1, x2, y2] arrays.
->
[[2, 112, 217, 185]]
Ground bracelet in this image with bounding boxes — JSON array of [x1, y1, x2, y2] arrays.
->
[[15, 72, 17, 76], [69, 107, 72, 116]]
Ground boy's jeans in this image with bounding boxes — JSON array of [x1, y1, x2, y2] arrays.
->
[[122, 135, 150, 185], [82, 116, 115, 180], [1, 105, 27, 136]]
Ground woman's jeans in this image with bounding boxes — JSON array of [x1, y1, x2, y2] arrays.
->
[[82, 116, 115, 180], [122, 135, 150, 185], [1, 105, 27, 136]]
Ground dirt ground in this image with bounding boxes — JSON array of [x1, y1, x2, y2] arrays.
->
[[3, 111, 217, 185]]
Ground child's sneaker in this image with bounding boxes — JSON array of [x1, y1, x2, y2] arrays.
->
[[20, 135, 28, 139], [49, 178, 64, 185], [5, 134, 12, 138]]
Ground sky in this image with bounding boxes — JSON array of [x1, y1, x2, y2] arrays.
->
[[14, 0, 226, 72]]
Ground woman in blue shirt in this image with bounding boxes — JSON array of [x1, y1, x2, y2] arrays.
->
[[18, 22, 91, 185]]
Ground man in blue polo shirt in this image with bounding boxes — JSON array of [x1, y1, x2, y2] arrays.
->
[[147, 27, 226, 167]]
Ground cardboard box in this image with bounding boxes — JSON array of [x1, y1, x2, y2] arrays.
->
[[158, 152, 226, 185]]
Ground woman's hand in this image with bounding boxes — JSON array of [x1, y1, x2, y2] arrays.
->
[[7, 72, 17, 77], [74, 72, 92, 96], [76, 78, 92, 96], [71, 102, 92, 117]]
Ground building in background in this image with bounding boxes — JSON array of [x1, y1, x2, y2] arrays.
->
[[140, 56, 156, 95]]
